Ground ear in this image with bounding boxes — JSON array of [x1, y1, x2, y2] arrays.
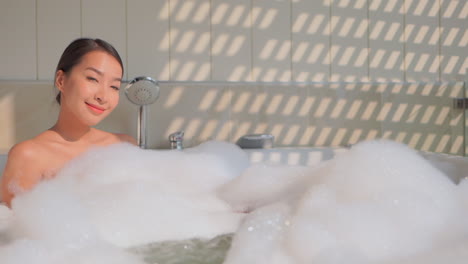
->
[[55, 70, 66, 93]]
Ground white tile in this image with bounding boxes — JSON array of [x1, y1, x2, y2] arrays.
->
[[127, 0, 170, 81], [405, 0, 440, 81], [369, 0, 404, 82], [229, 85, 264, 142], [292, 0, 331, 82], [0, 82, 58, 149], [440, 0, 467, 81], [252, 0, 291, 81], [37, 0, 81, 80], [331, 0, 369, 82], [169, 0, 211, 81], [229, 83, 309, 146], [0, 0, 37, 80], [381, 82, 464, 154], [212, 0, 252, 81], [307, 83, 382, 147], [81, 0, 127, 79], [145, 83, 232, 148]]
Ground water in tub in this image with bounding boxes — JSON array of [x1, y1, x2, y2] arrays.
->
[[0, 140, 468, 263]]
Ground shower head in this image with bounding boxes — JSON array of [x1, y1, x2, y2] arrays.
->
[[124, 76, 160, 106], [124, 76, 160, 149]]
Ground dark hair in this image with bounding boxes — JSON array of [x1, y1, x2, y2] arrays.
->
[[54, 38, 124, 104]]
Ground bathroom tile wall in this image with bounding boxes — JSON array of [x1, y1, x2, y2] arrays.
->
[[0, 81, 465, 155], [0, 82, 58, 152], [1, 0, 465, 82], [0, 0, 466, 153], [380, 82, 465, 154]]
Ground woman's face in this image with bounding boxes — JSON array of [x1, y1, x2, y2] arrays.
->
[[56, 50, 122, 127]]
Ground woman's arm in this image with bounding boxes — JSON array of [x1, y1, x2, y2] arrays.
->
[[1, 141, 43, 207]]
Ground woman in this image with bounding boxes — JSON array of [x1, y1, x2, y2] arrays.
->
[[1, 38, 136, 207]]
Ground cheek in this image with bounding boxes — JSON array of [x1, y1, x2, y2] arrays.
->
[[109, 93, 120, 109], [64, 83, 89, 101]]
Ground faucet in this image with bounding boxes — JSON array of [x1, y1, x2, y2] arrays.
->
[[169, 131, 184, 150]]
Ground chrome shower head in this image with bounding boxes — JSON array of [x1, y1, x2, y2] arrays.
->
[[124, 76, 160, 149], [124, 76, 160, 106]]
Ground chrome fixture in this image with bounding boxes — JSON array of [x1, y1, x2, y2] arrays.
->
[[236, 134, 274, 149], [169, 131, 184, 150], [124, 76, 160, 149], [453, 98, 468, 109]]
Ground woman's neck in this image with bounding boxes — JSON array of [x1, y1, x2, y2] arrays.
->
[[50, 113, 92, 143]]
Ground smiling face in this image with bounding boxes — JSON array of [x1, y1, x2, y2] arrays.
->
[[55, 50, 123, 127]]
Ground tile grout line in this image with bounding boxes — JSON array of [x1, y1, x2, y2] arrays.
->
[[403, 0, 407, 82], [290, 0, 293, 82], [366, 0, 370, 82], [125, 0, 128, 81], [438, 0, 442, 82], [35, 0, 39, 80], [80, 0, 83, 37], [168, 0, 172, 80], [209, 0, 213, 81], [328, 0, 332, 82], [250, 0, 254, 82]]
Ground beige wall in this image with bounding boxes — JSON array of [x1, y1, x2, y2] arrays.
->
[[0, 0, 466, 82], [0, 0, 467, 153], [0, 81, 465, 155]]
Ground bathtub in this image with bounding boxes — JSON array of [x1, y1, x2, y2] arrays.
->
[[1, 143, 468, 264], [0, 145, 466, 210], [1, 145, 467, 185], [0, 146, 345, 176], [245, 147, 468, 183], [0, 145, 353, 262]]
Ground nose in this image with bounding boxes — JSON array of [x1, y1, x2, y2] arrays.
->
[[94, 83, 108, 103]]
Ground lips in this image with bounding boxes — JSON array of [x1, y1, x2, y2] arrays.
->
[[85, 102, 105, 114]]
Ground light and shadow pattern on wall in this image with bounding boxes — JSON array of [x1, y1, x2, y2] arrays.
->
[[0, 81, 465, 154], [0, 0, 466, 155], [120, 81, 464, 155], [0, 0, 466, 82]]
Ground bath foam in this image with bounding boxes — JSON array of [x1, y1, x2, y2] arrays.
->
[[458, 178, 468, 209], [0, 179, 144, 264], [0, 205, 13, 246], [0, 205, 12, 231], [0, 141, 250, 264], [218, 164, 316, 212], [223, 202, 295, 264], [0, 239, 145, 264], [222, 139, 468, 264]]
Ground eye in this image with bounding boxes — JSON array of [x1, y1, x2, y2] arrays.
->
[[87, 76, 98, 82], [111, 86, 120, 91]]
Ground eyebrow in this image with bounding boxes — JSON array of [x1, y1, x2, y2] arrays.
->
[[85, 67, 122, 82]]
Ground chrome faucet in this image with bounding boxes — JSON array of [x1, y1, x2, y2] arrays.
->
[[169, 131, 184, 150]]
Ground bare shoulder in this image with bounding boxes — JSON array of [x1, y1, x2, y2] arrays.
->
[[8, 130, 59, 161], [1, 140, 46, 206], [114, 133, 138, 145], [3, 139, 49, 179], [6, 140, 43, 162]]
